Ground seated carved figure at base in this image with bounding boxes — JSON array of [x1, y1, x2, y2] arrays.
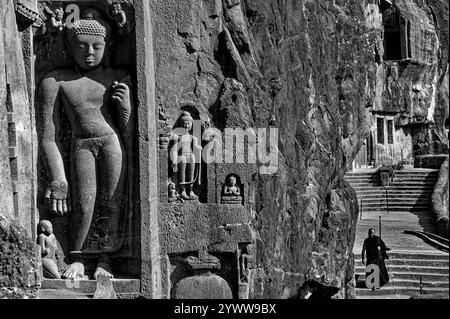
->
[[221, 175, 242, 204], [37, 220, 60, 279]]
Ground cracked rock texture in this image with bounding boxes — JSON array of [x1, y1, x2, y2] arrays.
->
[[0, 214, 39, 299], [153, 0, 447, 298]]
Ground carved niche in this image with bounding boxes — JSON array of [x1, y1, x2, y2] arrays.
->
[[34, 0, 137, 280]]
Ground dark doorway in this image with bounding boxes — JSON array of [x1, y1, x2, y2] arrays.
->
[[384, 27, 402, 60]]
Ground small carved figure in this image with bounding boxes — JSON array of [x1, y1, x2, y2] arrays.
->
[[38, 8, 132, 280], [37, 220, 60, 279], [50, 7, 65, 31], [239, 253, 249, 283], [170, 111, 202, 200], [112, 3, 127, 29], [222, 175, 243, 204]]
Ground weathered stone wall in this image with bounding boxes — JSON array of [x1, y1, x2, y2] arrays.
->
[[0, 0, 38, 238], [373, 0, 449, 158], [0, 214, 39, 299], [152, 0, 384, 298], [154, 0, 448, 299], [1, 0, 40, 299], [432, 157, 449, 238]]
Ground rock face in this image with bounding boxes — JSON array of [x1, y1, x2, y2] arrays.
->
[[152, 0, 374, 298], [152, 0, 447, 299], [432, 158, 449, 238], [372, 0, 449, 159], [0, 214, 39, 299]]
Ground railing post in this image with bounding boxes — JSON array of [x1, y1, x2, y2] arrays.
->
[[379, 216, 382, 238], [385, 186, 390, 214], [360, 197, 363, 221], [419, 275, 423, 294]]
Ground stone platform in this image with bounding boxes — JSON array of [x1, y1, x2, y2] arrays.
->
[[37, 278, 141, 299]]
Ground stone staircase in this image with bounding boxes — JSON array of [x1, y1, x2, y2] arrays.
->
[[345, 168, 439, 212], [346, 168, 449, 299], [353, 251, 449, 298]]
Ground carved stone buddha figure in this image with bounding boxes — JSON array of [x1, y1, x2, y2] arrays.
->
[[38, 8, 132, 280], [170, 111, 202, 200], [222, 175, 243, 204]]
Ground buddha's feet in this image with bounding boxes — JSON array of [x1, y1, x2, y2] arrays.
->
[[180, 191, 190, 200], [94, 261, 114, 280], [189, 191, 198, 200], [62, 262, 85, 280]]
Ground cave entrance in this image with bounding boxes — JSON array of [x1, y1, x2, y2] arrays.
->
[[382, 6, 411, 61]]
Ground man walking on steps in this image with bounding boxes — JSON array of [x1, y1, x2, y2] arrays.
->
[[362, 228, 391, 289]]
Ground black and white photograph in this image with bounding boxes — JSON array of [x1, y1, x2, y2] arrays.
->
[[0, 0, 448, 313]]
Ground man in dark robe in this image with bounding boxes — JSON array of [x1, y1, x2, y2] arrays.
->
[[361, 228, 390, 288]]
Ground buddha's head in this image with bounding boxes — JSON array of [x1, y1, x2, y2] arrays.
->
[[67, 9, 111, 70], [228, 176, 237, 186], [180, 112, 194, 131], [38, 220, 53, 235]]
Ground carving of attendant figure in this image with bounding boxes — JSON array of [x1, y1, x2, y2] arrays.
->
[[112, 3, 127, 29], [222, 175, 242, 204], [37, 220, 60, 279], [168, 182, 181, 203], [38, 8, 132, 280], [170, 111, 202, 200], [50, 8, 65, 31]]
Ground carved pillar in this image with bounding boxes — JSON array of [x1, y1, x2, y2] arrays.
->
[[135, 0, 162, 298], [0, 15, 15, 218], [0, 0, 37, 236]]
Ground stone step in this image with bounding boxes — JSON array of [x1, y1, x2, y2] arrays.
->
[[345, 169, 439, 176], [358, 207, 430, 212], [357, 199, 431, 203], [355, 278, 448, 288], [359, 198, 431, 203], [36, 289, 92, 299], [352, 186, 436, 191], [404, 230, 449, 253], [355, 192, 433, 197], [384, 259, 449, 267], [40, 278, 140, 295], [352, 187, 434, 191], [356, 221, 435, 227], [348, 179, 438, 184], [346, 174, 438, 179], [355, 194, 433, 199], [358, 203, 431, 208], [355, 265, 449, 273], [352, 185, 436, 190], [354, 252, 449, 260], [355, 287, 448, 297], [356, 294, 412, 299], [358, 207, 431, 211], [355, 272, 448, 282], [355, 200, 431, 204], [36, 289, 140, 299], [356, 193, 432, 197], [346, 173, 438, 177], [346, 176, 438, 181]]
